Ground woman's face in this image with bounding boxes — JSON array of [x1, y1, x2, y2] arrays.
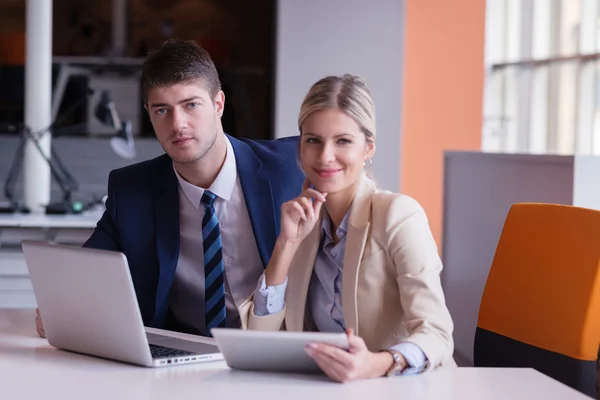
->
[[300, 109, 374, 194]]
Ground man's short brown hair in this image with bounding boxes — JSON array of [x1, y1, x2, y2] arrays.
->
[[141, 39, 221, 104]]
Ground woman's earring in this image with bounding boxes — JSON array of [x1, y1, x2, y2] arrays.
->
[[363, 158, 372, 168]]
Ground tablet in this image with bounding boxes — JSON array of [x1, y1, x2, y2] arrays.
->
[[210, 328, 349, 373]]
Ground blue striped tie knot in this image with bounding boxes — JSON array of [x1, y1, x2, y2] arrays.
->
[[201, 191, 216, 207]]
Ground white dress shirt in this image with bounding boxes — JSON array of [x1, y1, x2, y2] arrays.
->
[[169, 137, 264, 335]]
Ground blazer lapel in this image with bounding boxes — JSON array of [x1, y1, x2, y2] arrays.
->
[[342, 177, 375, 335], [229, 136, 277, 267], [151, 156, 181, 327], [286, 218, 323, 331]]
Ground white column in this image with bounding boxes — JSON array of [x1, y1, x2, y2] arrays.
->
[[112, 0, 127, 56], [23, 0, 53, 214]]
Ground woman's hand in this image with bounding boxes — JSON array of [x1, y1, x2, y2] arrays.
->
[[305, 329, 405, 382], [279, 180, 327, 245], [264, 180, 327, 286]]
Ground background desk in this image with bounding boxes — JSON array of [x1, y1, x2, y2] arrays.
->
[[0, 211, 100, 308], [0, 309, 591, 400]]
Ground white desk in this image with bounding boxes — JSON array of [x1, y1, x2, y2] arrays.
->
[[0, 211, 100, 247], [0, 210, 102, 229], [0, 309, 591, 400], [0, 212, 101, 308]]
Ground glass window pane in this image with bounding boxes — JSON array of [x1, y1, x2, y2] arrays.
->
[[485, 0, 507, 64], [592, 62, 600, 154], [558, 0, 581, 56], [579, 0, 599, 53], [503, 67, 520, 152], [482, 70, 504, 152], [516, 68, 533, 152], [529, 66, 550, 153], [556, 61, 578, 154], [506, 0, 523, 62], [482, 0, 597, 156], [576, 62, 595, 154], [532, 0, 552, 59]]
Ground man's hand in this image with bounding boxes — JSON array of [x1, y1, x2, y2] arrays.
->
[[35, 308, 46, 338]]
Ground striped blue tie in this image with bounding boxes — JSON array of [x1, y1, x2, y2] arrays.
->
[[201, 190, 226, 334]]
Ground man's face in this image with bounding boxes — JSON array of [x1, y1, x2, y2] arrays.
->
[[145, 81, 225, 164]]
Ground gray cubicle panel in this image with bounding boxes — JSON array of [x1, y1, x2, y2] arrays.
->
[[0, 136, 164, 205], [0, 135, 164, 309], [441, 151, 575, 366]]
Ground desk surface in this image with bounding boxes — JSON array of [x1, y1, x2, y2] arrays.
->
[[0, 309, 591, 400], [0, 211, 101, 228]]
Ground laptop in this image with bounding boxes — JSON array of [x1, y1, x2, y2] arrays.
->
[[211, 328, 349, 373], [21, 241, 223, 367]]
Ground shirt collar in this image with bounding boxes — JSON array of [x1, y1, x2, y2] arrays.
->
[[321, 207, 351, 243], [173, 135, 237, 210]]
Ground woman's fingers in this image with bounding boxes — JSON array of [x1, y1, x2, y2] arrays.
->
[[298, 196, 315, 219], [287, 201, 307, 221], [302, 188, 327, 203], [314, 195, 328, 217], [283, 186, 328, 227]]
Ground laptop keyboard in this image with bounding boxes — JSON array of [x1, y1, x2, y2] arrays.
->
[[149, 343, 195, 359]]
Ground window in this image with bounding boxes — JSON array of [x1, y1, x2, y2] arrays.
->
[[482, 0, 600, 155]]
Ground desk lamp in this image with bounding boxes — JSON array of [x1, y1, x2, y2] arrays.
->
[[1, 89, 136, 214], [94, 90, 136, 160]]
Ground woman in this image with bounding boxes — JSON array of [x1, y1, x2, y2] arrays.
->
[[247, 74, 455, 382]]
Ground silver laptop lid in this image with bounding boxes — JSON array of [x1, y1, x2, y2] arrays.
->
[[22, 241, 153, 366]]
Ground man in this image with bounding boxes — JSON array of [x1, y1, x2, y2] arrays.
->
[[35, 39, 304, 337]]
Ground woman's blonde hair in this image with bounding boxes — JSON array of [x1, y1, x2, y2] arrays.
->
[[298, 74, 376, 144]]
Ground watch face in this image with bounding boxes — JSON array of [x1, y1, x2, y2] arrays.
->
[[386, 351, 405, 377]]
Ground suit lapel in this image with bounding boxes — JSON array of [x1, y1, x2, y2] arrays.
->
[[229, 136, 277, 267], [151, 155, 180, 327], [341, 177, 375, 335], [286, 217, 323, 331]]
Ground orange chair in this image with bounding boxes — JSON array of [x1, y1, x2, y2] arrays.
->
[[474, 203, 600, 398]]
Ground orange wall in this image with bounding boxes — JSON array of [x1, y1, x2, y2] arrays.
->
[[400, 0, 486, 249]]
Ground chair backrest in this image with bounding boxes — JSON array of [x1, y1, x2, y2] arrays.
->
[[474, 203, 600, 398]]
